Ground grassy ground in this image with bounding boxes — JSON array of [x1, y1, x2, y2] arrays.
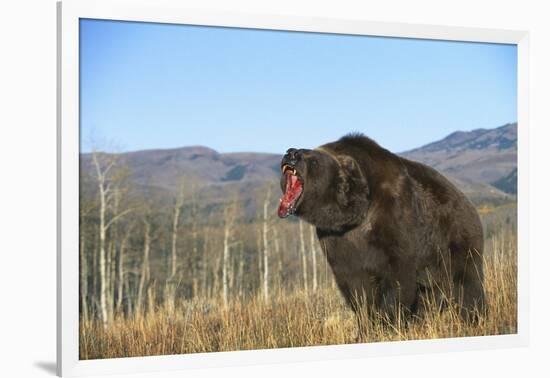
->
[[80, 232, 517, 360]]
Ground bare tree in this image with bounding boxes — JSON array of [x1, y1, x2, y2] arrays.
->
[[309, 225, 318, 292], [91, 151, 132, 328], [262, 187, 272, 303], [170, 180, 185, 279], [136, 218, 151, 314], [202, 224, 210, 298], [237, 242, 245, 298], [257, 228, 263, 294], [273, 226, 283, 291], [222, 198, 238, 307], [106, 186, 121, 316], [115, 225, 131, 314], [93, 152, 111, 328], [212, 231, 221, 298], [165, 180, 184, 312], [79, 223, 89, 321], [299, 220, 308, 293], [79, 195, 95, 322], [109, 170, 132, 316], [190, 186, 201, 298]]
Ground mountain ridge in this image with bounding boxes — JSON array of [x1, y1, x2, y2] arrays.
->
[[81, 123, 517, 206], [400, 123, 517, 193]]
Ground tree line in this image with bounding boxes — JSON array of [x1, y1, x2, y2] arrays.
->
[[80, 151, 335, 329]]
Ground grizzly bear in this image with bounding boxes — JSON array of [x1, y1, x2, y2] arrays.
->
[[278, 133, 485, 337]]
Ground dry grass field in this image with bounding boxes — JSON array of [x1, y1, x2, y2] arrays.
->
[[79, 230, 516, 360]]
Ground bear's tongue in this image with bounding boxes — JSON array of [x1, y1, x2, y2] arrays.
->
[[278, 171, 303, 218]]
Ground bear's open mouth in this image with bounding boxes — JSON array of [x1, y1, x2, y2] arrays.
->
[[278, 164, 303, 218]]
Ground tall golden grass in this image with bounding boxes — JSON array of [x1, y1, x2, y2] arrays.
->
[[80, 231, 516, 360]]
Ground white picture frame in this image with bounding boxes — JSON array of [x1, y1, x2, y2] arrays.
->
[[57, 0, 530, 376]]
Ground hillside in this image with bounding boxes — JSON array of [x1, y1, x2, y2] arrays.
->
[[84, 146, 281, 191], [401, 123, 517, 194], [81, 123, 517, 208], [492, 168, 517, 194]]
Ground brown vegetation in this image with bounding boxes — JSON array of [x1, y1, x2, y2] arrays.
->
[[80, 230, 516, 359]]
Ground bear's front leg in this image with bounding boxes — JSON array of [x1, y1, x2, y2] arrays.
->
[[378, 258, 417, 324]]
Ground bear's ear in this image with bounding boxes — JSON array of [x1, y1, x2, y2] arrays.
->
[[336, 155, 369, 207]]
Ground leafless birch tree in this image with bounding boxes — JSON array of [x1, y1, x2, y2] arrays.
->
[[190, 187, 201, 298], [309, 225, 318, 292], [165, 180, 184, 312], [91, 151, 132, 328], [222, 198, 238, 307], [79, 196, 95, 322], [299, 220, 308, 293], [261, 187, 273, 302], [136, 218, 151, 314], [115, 225, 131, 314]]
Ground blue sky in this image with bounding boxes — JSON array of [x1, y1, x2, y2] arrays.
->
[[80, 19, 517, 154]]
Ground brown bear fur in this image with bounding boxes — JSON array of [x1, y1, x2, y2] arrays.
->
[[279, 134, 485, 337]]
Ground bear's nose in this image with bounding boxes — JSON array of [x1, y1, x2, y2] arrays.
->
[[283, 148, 302, 166]]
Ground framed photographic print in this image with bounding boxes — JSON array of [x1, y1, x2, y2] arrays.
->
[[57, 0, 530, 376]]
